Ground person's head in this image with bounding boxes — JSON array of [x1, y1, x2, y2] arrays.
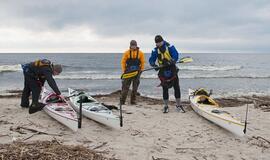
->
[[52, 64, 62, 75], [155, 35, 164, 48], [130, 40, 138, 50]]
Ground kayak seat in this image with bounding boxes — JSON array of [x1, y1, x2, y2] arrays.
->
[[89, 107, 101, 112], [46, 95, 65, 103], [197, 96, 216, 105], [77, 95, 95, 103], [55, 107, 73, 111], [89, 106, 109, 112]]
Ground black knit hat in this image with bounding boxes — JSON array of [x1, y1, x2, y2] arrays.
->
[[130, 40, 137, 47], [155, 35, 163, 43]]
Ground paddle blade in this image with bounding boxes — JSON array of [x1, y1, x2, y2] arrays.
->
[[179, 57, 193, 63], [121, 70, 139, 79]]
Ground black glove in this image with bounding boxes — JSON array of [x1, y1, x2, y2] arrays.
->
[[169, 59, 176, 65], [163, 59, 176, 66], [151, 64, 159, 71]]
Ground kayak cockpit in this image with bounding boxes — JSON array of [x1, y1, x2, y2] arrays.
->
[[195, 95, 219, 107]]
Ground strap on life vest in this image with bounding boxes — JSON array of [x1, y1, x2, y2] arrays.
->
[[129, 49, 139, 59], [158, 46, 172, 65]]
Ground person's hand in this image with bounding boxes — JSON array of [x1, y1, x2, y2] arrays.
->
[[59, 95, 68, 101], [151, 64, 159, 71], [164, 59, 176, 66], [150, 63, 158, 67], [169, 59, 176, 65]]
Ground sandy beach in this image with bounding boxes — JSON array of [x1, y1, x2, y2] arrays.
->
[[0, 91, 270, 160]]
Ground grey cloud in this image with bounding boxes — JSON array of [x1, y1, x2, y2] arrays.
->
[[1, 0, 270, 52]]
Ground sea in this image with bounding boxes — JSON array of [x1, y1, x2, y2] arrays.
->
[[0, 53, 270, 100]]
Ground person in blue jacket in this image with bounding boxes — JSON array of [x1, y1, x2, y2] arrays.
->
[[21, 59, 62, 114], [149, 35, 185, 113]]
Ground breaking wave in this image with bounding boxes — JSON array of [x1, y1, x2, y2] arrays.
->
[[0, 64, 22, 73]]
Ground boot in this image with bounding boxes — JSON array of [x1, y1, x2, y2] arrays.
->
[[176, 105, 185, 113], [130, 91, 136, 105], [29, 103, 45, 114], [163, 106, 169, 113]]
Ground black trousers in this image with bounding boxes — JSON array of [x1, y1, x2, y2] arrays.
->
[[20, 73, 42, 108], [162, 75, 181, 100]]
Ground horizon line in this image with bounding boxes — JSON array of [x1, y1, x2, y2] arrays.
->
[[0, 52, 269, 54]]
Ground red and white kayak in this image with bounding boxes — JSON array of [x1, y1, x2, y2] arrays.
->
[[40, 87, 78, 132]]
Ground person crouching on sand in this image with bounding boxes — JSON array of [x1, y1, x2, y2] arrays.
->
[[149, 35, 185, 113], [21, 59, 62, 114], [120, 40, 145, 105]]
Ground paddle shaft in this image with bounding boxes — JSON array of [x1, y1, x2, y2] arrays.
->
[[142, 57, 192, 72], [119, 97, 123, 127], [243, 104, 249, 134], [78, 96, 82, 129]]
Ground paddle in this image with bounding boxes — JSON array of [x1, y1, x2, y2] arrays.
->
[[119, 97, 123, 127], [78, 96, 83, 129], [142, 56, 193, 72], [243, 104, 249, 134], [121, 70, 140, 79]]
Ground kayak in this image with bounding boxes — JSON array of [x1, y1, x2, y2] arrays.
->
[[40, 87, 78, 131], [67, 88, 120, 128], [189, 88, 245, 136]]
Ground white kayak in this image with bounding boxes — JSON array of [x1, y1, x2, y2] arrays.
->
[[189, 88, 245, 136], [40, 87, 78, 132], [67, 88, 120, 128]]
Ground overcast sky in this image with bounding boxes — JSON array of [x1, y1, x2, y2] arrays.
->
[[0, 0, 269, 53]]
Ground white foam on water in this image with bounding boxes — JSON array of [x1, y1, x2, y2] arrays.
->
[[178, 65, 243, 71], [55, 73, 270, 80], [0, 64, 22, 73]]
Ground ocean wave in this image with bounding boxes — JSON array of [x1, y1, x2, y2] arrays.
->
[[55, 73, 270, 80], [180, 75, 270, 79], [178, 65, 243, 71], [0, 64, 22, 73], [65, 70, 100, 74], [55, 74, 120, 80]]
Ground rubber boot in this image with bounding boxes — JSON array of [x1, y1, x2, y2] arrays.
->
[[130, 91, 136, 105]]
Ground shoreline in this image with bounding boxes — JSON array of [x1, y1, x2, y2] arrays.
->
[[1, 89, 270, 108]]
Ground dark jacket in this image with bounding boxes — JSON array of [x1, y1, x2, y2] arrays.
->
[[23, 62, 61, 95]]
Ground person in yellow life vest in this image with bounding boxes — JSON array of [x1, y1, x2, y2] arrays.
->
[[21, 59, 62, 114], [120, 40, 145, 105], [149, 35, 185, 113]]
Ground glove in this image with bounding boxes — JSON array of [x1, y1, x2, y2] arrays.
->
[[163, 59, 176, 66], [151, 64, 159, 71], [169, 59, 176, 65]]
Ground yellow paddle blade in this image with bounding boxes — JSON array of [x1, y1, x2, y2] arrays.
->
[[121, 70, 139, 79], [179, 57, 193, 63]]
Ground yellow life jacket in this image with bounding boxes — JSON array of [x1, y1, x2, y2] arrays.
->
[[157, 46, 172, 65]]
